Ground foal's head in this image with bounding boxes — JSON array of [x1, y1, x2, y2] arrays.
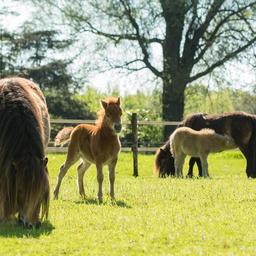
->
[[100, 97, 122, 133]]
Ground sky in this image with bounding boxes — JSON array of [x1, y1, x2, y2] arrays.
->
[[1, 0, 255, 95]]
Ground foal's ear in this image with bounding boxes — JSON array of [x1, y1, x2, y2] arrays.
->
[[116, 97, 121, 105], [43, 157, 48, 167], [101, 100, 108, 110]]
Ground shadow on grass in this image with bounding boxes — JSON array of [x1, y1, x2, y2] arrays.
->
[[74, 197, 131, 208], [0, 220, 54, 238]]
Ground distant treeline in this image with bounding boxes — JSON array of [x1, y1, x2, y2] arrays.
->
[[64, 84, 256, 147]]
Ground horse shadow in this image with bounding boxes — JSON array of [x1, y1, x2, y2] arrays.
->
[[74, 197, 131, 208], [0, 220, 54, 238]]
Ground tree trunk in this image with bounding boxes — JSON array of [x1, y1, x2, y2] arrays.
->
[[162, 77, 187, 141]]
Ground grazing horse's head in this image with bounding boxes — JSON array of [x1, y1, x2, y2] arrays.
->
[[101, 97, 122, 133], [154, 141, 175, 177]]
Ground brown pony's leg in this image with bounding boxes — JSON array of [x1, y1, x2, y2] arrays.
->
[[108, 158, 117, 200], [96, 162, 104, 204], [54, 142, 79, 199], [77, 161, 91, 198]]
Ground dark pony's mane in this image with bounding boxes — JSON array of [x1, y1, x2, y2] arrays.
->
[[0, 78, 49, 222]]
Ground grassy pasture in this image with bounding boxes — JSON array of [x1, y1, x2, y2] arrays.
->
[[1, 151, 256, 255]]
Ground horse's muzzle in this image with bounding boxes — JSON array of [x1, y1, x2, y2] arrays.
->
[[114, 123, 122, 133]]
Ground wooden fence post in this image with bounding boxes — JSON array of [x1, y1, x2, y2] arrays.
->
[[131, 113, 138, 177]]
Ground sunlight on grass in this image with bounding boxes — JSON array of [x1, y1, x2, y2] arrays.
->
[[1, 151, 256, 255]]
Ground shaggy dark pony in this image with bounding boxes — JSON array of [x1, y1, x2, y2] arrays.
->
[[155, 112, 256, 178], [0, 77, 50, 228]]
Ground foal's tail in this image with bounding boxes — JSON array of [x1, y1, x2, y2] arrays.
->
[[54, 127, 74, 146]]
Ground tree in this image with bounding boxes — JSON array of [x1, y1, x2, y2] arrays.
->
[[31, 0, 256, 139]]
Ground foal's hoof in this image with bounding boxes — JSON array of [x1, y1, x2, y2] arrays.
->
[[17, 214, 25, 227], [35, 221, 41, 229], [53, 191, 59, 200], [25, 223, 33, 229], [17, 218, 25, 227], [79, 192, 86, 200]]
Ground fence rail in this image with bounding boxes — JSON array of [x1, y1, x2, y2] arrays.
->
[[50, 119, 180, 126], [48, 115, 180, 176]]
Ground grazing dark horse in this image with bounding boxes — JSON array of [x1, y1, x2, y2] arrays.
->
[[155, 112, 256, 178], [53, 97, 122, 204], [0, 77, 50, 228]]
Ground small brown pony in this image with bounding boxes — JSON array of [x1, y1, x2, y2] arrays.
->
[[170, 127, 236, 177], [53, 97, 122, 203], [0, 77, 50, 228]]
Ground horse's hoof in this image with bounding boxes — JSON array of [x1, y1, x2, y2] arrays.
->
[[35, 221, 41, 229], [26, 223, 33, 229], [53, 192, 58, 200], [17, 218, 25, 227], [80, 192, 86, 199]]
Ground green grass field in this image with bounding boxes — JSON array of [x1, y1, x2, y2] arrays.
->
[[1, 151, 256, 255]]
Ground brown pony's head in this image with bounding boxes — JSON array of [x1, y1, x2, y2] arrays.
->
[[154, 141, 175, 177], [100, 97, 123, 133]]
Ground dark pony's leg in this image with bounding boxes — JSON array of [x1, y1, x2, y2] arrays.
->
[[187, 157, 202, 177], [240, 145, 254, 178], [187, 158, 196, 177], [195, 158, 202, 177]]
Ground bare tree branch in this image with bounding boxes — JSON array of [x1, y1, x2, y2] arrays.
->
[[188, 37, 256, 82], [119, 0, 162, 77]]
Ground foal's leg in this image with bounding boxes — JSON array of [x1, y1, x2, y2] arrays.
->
[[0, 201, 4, 222], [96, 162, 104, 204], [175, 153, 185, 177], [108, 158, 117, 200], [53, 142, 79, 199], [199, 155, 209, 177], [77, 161, 91, 198]]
